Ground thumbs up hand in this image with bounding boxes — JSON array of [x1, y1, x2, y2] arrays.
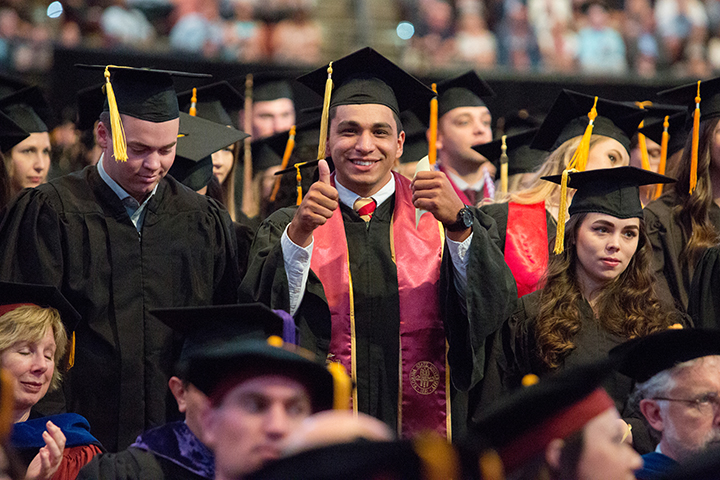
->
[[288, 159, 339, 247]]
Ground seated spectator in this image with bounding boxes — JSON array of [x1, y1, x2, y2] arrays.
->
[[576, 0, 627, 74], [169, 0, 223, 57], [186, 323, 335, 480], [221, 0, 265, 63], [496, 0, 541, 71], [454, 12, 497, 68], [403, 0, 457, 70], [100, 0, 156, 47], [0, 282, 102, 480], [611, 329, 720, 480], [655, 0, 708, 64], [473, 360, 642, 480], [269, 4, 321, 65]]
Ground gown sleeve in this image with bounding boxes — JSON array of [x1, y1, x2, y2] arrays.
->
[[687, 245, 720, 329], [441, 206, 519, 392]]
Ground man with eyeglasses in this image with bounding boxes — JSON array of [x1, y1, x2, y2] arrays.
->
[[610, 328, 720, 480]]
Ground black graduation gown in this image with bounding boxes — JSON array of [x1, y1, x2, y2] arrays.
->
[[687, 245, 720, 328], [0, 166, 240, 452], [77, 448, 205, 480], [474, 290, 688, 454], [644, 190, 720, 313], [239, 194, 518, 437]]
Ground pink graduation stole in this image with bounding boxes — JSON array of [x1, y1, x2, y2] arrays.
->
[[504, 201, 549, 297], [311, 172, 449, 439]]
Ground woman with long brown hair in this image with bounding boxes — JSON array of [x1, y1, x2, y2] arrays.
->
[[477, 167, 686, 454], [643, 79, 720, 313], [479, 90, 646, 297]]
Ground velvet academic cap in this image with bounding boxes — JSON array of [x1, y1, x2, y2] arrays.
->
[[436, 70, 495, 118], [0, 111, 29, 153], [542, 166, 675, 219], [531, 90, 646, 153], [658, 76, 720, 122], [177, 81, 244, 127], [0, 85, 51, 133]]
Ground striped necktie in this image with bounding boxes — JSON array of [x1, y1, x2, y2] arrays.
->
[[353, 197, 376, 222]]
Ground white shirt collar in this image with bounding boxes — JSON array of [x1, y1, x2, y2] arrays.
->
[[335, 174, 395, 209]]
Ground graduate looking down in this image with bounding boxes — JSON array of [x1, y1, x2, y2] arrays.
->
[[477, 166, 687, 454], [240, 47, 517, 440]]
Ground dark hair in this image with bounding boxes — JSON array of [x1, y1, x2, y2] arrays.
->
[[554, 430, 584, 480], [0, 151, 10, 210], [672, 117, 720, 267], [328, 105, 403, 136], [535, 213, 678, 369]]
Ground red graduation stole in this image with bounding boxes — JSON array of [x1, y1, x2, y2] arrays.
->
[[311, 172, 449, 439], [504, 201, 549, 297]]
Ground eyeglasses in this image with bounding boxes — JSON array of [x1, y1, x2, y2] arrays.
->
[[652, 392, 720, 415]]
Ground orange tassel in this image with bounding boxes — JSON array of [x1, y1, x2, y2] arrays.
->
[[327, 362, 352, 410], [635, 101, 652, 170], [428, 83, 438, 165], [189, 88, 197, 116], [690, 81, 701, 194], [294, 161, 307, 205], [270, 125, 296, 203], [554, 168, 577, 254], [567, 97, 598, 172]]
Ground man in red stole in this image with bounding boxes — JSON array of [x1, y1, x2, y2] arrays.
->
[[240, 48, 517, 440], [435, 72, 496, 206]]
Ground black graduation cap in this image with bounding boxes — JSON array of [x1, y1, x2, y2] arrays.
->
[[75, 65, 211, 122], [252, 115, 321, 172], [398, 110, 429, 164], [251, 71, 295, 102], [177, 81, 244, 127], [500, 109, 543, 136], [657, 76, 720, 121], [473, 359, 617, 474], [542, 166, 675, 219], [473, 128, 546, 176], [531, 90, 646, 153], [0, 85, 51, 133], [436, 71, 495, 118], [638, 112, 688, 159], [0, 281, 81, 338], [150, 302, 284, 366], [170, 112, 249, 191], [245, 440, 425, 480], [609, 328, 720, 383], [75, 83, 106, 132], [0, 72, 29, 99], [629, 102, 686, 123], [0, 111, 29, 153], [296, 47, 436, 122], [186, 336, 334, 413]]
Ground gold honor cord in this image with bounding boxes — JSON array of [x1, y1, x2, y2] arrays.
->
[[104, 65, 128, 162]]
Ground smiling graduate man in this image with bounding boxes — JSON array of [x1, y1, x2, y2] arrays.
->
[[240, 47, 517, 440]]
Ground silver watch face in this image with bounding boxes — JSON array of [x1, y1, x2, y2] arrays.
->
[[461, 207, 473, 228]]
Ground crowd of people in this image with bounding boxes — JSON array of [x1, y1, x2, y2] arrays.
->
[[8, 0, 720, 77], [0, 35, 719, 479]]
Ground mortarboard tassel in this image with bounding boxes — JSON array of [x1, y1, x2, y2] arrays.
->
[[189, 88, 197, 116], [103, 65, 128, 162], [317, 63, 333, 161], [327, 362, 352, 411], [553, 168, 577, 255], [294, 161, 308, 205], [414, 433, 461, 480], [0, 369, 13, 442], [654, 115, 670, 201], [634, 101, 652, 171], [242, 74, 255, 216], [270, 125, 296, 202], [690, 81, 701, 194], [428, 83, 438, 165], [478, 450, 505, 480], [67, 331, 75, 369], [500, 134, 508, 194]]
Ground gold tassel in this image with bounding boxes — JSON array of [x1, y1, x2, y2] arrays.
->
[[654, 115, 670, 201], [241, 74, 255, 217], [567, 97, 598, 173], [189, 88, 197, 116], [295, 161, 307, 205], [0, 369, 14, 442], [635, 101, 652, 171], [67, 331, 75, 369], [690, 81, 701, 194], [270, 125, 296, 202], [478, 450, 505, 480], [317, 62, 334, 160], [554, 168, 577, 254], [414, 433, 461, 480], [500, 134, 508, 194], [327, 362, 352, 410], [428, 83, 438, 165], [104, 66, 128, 162]]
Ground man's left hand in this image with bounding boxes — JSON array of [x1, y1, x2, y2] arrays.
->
[[411, 171, 471, 241]]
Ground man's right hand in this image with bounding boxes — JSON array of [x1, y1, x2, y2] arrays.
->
[[287, 159, 338, 247]]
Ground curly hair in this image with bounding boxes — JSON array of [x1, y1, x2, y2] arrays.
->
[[0, 305, 68, 391], [535, 213, 678, 369], [672, 117, 720, 267]]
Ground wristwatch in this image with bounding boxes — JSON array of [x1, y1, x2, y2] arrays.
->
[[445, 206, 473, 232]]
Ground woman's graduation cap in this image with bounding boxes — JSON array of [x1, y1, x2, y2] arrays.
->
[[74, 65, 211, 162], [473, 128, 546, 193], [177, 80, 244, 127], [0, 111, 29, 153], [169, 112, 249, 191], [609, 328, 720, 383], [543, 166, 675, 252], [435, 70, 495, 118], [0, 85, 52, 134], [0, 282, 81, 369]]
